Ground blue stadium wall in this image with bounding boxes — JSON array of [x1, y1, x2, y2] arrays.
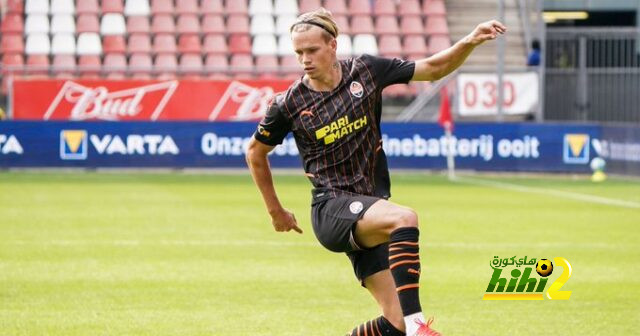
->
[[0, 122, 638, 175]]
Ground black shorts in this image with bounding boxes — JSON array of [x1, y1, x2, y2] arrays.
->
[[311, 193, 389, 285]]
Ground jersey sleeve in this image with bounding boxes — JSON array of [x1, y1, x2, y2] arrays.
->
[[363, 54, 416, 88], [253, 96, 292, 146]]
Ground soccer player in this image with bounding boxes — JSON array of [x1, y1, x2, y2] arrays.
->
[[246, 8, 505, 336]]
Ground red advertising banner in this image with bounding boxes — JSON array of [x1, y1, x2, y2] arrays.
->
[[11, 79, 295, 121]]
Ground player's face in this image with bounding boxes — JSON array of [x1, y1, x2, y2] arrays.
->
[[291, 27, 337, 80]]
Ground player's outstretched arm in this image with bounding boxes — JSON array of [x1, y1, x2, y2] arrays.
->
[[246, 137, 303, 234], [411, 20, 507, 82]]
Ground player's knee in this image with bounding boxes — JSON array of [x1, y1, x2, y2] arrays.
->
[[394, 209, 418, 229]]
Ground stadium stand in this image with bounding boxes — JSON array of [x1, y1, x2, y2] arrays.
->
[[0, 0, 451, 96]]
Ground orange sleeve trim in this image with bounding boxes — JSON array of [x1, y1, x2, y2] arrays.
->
[[389, 241, 419, 247], [396, 283, 420, 292], [390, 259, 420, 269], [389, 252, 420, 260]]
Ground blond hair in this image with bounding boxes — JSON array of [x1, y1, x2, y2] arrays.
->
[[290, 7, 339, 41]]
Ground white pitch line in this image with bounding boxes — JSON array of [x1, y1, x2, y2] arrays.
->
[[457, 176, 640, 209]]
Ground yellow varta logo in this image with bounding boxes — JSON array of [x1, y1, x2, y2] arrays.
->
[[315, 115, 368, 145], [563, 133, 589, 164], [60, 130, 88, 160]]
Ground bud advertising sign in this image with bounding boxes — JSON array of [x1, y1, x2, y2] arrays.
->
[[11, 79, 294, 121]]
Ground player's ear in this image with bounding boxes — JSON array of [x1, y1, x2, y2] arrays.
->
[[330, 37, 337, 51]]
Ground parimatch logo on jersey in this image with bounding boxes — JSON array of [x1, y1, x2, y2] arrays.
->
[[315, 115, 368, 145]]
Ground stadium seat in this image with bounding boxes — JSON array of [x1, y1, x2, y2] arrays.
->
[[127, 34, 152, 54], [203, 34, 228, 54], [398, 0, 421, 16], [155, 54, 178, 79], [76, 0, 99, 14], [1, 54, 24, 81], [1, 34, 24, 54], [178, 34, 202, 54], [299, 0, 321, 13], [1, 14, 24, 34], [252, 34, 277, 55], [176, 0, 199, 14], [334, 15, 350, 35], [275, 15, 297, 36], [129, 53, 153, 78], [102, 0, 124, 13], [423, 0, 446, 16], [248, 0, 272, 15], [151, 0, 173, 14], [103, 53, 127, 78], [25, 14, 49, 35], [51, 33, 76, 54], [101, 13, 127, 35], [103, 35, 126, 53], [373, 0, 396, 15], [25, 34, 50, 55], [400, 16, 424, 35], [250, 15, 275, 35], [348, 0, 371, 15], [378, 35, 402, 56], [336, 35, 352, 57], [201, 0, 224, 14], [25, 0, 48, 14], [277, 35, 294, 55], [5, 0, 25, 14], [352, 34, 378, 55], [205, 54, 229, 72], [428, 35, 451, 54], [280, 55, 300, 74], [26, 54, 50, 76], [78, 55, 101, 78], [153, 34, 177, 54], [375, 16, 399, 35], [50, 0, 74, 14], [76, 33, 102, 55], [403, 35, 427, 55], [51, 14, 75, 34], [230, 54, 254, 78], [52, 54, 76, 78], [350, 15, 374, 35], [324, 0, 347, 15], [177, 15, 200, 34], [151, 15, 176, 34], [228, 34, 252, 54], [227, 15, 249, 34], [225, 0, 248, 14], [76, 14, 100, 33], [202, 15, 225, 34], [179, 54, 203, 78], [127, 16, 150, 34], [273, 0, 298, 16], [425, 16, 449, 35], [124, 0, 150, 16], [255, 55, 278, 70]]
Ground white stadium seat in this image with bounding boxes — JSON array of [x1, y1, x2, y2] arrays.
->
[[101, 13, 127, 35], [274, 0, 299, 16], [50, 0, 75, 15], [25, 14, 50, 35], [252, 34, 277, 55], [275, 15, 296, 36], [51, 34, 76, 54], [124, 0, 151, 16], [25, 34, 51, 54], [336, 35, 352, 57], [353, 34, 378, 55], [25, 0, 49, 14], [277, 35, 295, 55], [248, 0, 273, 15], [250, 14, 275, 35], [51, 14, 76, 34], [77, 33, 102, 55]]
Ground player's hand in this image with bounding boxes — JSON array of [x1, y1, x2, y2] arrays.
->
[[270, 208, 303, 234], [467, 20, 507, 46]]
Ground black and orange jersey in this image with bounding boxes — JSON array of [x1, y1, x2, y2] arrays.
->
[[254, 54, 415, 200]]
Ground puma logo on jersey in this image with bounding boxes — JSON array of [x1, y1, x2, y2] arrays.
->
[[314, 115, 368, 145]]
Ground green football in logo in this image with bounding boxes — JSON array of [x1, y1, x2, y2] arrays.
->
[[536, 259, 553, 277]]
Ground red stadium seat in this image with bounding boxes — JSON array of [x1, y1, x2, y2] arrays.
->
[[178, 34, 202, 54], [52, 54, 75, 78], [151, 0, 174, 14], [400, 16, 424, 35], [103, 35, 126, 53], [127, 16, 150, 34], [151, 15, 175, 34], [129, 53, 153, 79], [255, 55, 279, 78], [103, 53, 127, 78], [428, 35, 451, 54], [334, 15, 350, 35], [378, 35, 402, 56], [179, 54, 203, 78], [375, 16, 399, 35], [373, 0, 396, 16], [153, 34, 177, 54], [299, 0, 321, 13], [403, 35, 427, 55], [2, 53, 24, 68], [176, 0, 199, 14], [0, 34, 24, 54], [280, 55, 300, 74], [6, 0, 24, 13], [1, 53, 24, 92], [203, 34, 228, 54], [398, 0, 421, 16], [101, 0, 124, 13], [425, 16, 449, 35], [423, 0, 446, 16], [205, 54, 229, 74], [128, 34, 151, 54], [202, 15, 225, 34], [201, 0, 224, 14], [228, 34, 251, 54], [76, 14, 100, 33], [78, 55, 101, 78], [76, 0, 99, 14], [155, 54, 178, 79], [348, 0, 371, 15], [1, 14, 24, 34], [230, 54, 254, 78], [350, 15, 374, 35], [226, 15, 249, 34], [324, 0, 347, 15], [177, 15, 200, 34], [26, 54, 50, 76], [225, 0, 247, 14]]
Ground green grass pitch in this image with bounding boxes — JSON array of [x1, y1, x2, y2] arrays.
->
[[1, 171, 639, 335]]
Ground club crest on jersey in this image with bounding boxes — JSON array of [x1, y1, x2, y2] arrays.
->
[[350, 81, 364, 98], [349, 201, 364, 214]]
